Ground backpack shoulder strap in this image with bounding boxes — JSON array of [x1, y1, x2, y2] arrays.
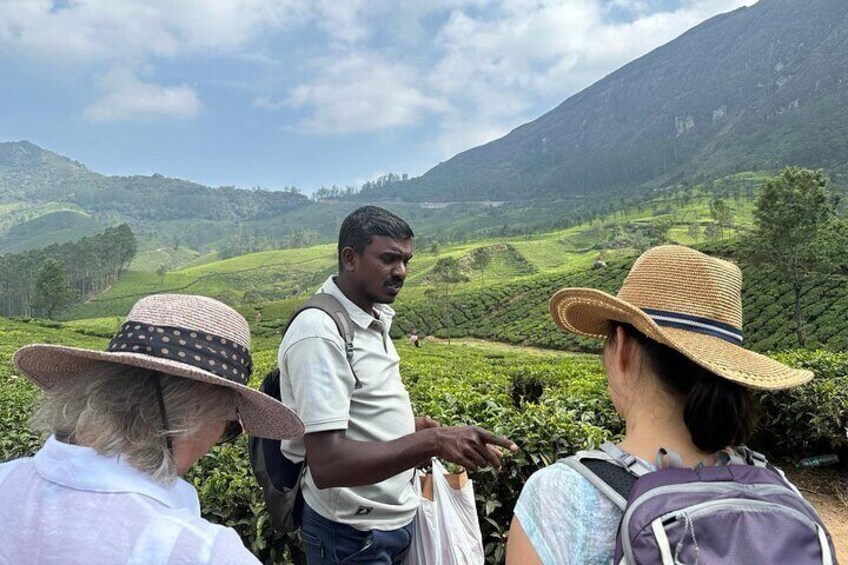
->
[[732, 446, 770, 469], [563, 442, 651, 510], [598, 441, 654, 476], [288, 292, 362, 389], [257, 367, 281, 399]]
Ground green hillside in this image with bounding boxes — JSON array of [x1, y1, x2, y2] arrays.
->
[[0, 141, 771, 269], [393, 244, 848, 355], [0, 209, 103, 254], [64, 186, 757, 321], [66, 244, 338, 319], [37, 174, 848, 359]]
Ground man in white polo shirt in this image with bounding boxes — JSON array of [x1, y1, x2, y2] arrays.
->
[[278, 206, 517, 564]]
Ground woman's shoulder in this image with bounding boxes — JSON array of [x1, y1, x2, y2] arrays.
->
[[523, 456, 601, 492], [148, 509, 259, 564], [518, 453, 623, 514], [514, 453, 623, 565]]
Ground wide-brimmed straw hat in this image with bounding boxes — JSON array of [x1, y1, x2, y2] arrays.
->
[[550, 245, 812, 390], [14, 294, 304, 439]]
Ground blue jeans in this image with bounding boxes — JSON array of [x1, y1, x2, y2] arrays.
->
[[299, 504, 414, 565]]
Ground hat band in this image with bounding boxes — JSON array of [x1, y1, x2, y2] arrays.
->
[[641, 308, 743, 344], [107, 321, 252, 385]]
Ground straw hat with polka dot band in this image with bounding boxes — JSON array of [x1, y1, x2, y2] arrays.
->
[[13, 293, 303, 440]]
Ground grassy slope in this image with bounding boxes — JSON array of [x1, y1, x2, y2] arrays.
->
[[394, 243, 848, 355], [66, 244, 338, 319], [66, 186, 757, 320], [0, 202, 90, 232], [130, 236, 204, 271], [0, 205, 102, 254]]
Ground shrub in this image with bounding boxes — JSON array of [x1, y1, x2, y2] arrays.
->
[[394, 250, 848, 356], [1, 318, 846, 563], [755, 350, 848, 456]]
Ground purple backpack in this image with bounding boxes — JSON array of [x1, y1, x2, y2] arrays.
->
[[566, 442, 837, 565]]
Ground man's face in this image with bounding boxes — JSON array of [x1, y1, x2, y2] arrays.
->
[[346, 236, 413, 306]]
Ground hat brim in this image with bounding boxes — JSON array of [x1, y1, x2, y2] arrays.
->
[[13, 344, 304, 440], [550, 288, 813, 391]]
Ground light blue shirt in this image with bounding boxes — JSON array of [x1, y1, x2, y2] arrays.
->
[[0, 435, 259, 564], [515, 452, 659, 565]]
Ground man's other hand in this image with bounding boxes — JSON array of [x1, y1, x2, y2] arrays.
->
[[415, 416, 441, 431]]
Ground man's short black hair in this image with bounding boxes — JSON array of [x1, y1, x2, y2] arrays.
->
[[338, 206, 414, 270]]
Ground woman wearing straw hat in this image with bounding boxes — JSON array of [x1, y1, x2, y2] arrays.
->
[[506, 245, 819, 564], [0, 294, 304, 564]]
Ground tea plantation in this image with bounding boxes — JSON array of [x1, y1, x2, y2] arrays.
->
[[1, 316, 845, 563], [393, 248, 848, 354]]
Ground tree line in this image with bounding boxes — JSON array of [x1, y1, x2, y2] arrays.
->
[[0, 224, 136, 318]]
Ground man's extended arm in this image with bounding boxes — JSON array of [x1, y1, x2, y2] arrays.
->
[[281, 319, 516, 489], [304, 426, 517, 489]]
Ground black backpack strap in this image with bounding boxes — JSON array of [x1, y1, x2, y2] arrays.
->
[[288, 292, 361, 389], [733, 446, 771, 469], [248, 368, 307, 532], [598, 441, 654, 476], [563, 443, 648, 510], [247, 293, 361, 533], [564, 457, 637, 510]]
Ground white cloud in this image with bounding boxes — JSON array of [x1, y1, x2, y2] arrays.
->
[[0, 0, 302, 122], [84, 69, 200, 122], [414, 0, 757, 158], [0, 0, 758, 152], [284, 52, 450, 135], [243, 0, 758, 157], [307, 0, 371, 44], [0, 0, 300, 65]]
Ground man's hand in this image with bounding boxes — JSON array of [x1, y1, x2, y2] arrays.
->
[[415, 416, 441, 432], [303, 424, 517, 489], [434, 426, 518, 471]]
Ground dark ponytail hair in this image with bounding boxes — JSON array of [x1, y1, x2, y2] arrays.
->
[[607, 322, 756, 452]]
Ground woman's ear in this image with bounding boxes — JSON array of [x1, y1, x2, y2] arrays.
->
[[609, 325, 633, 378], [606, 326, 640, 416]]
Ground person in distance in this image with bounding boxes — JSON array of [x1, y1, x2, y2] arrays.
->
[[0, 293, 304, 564]]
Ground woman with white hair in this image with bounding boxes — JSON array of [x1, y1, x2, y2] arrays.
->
[[0, 294, 304, 564]]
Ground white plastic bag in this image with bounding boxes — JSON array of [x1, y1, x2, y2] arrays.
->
[[405, 458, 485, 565]]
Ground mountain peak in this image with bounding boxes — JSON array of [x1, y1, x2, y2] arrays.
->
[[394, 0, 848, 202], [0, 140, 87, 172]]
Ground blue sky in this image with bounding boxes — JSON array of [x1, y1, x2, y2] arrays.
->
[[0, 0, 756, 194]]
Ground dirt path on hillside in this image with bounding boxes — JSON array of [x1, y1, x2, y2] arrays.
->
[[421, 336, 591, 357], [808, 491, 846, 562], [786, 468, 848, 562]]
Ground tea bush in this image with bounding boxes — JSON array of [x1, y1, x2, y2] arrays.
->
[[394, 249, 848, 354], [756, 350, 848, 456], [1, 317, 846, 563]]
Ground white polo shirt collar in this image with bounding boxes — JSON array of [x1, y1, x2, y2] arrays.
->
[[33, 435, 200, 514], [320, 276, 395, 332]]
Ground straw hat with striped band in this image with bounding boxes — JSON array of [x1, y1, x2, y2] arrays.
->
[[550, 245, 812, 390], [14, 293, 304, 440]]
